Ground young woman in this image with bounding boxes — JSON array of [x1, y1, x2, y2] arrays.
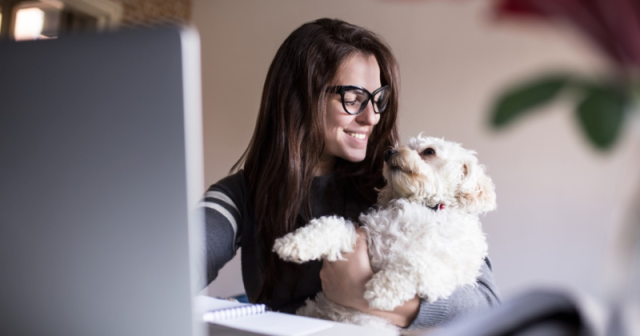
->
[[201, 18, 500, 329]]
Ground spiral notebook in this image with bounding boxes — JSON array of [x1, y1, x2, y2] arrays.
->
[[194, 296, 334, 336], [203, 301, 266, 322]]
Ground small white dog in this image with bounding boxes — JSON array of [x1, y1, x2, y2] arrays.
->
[[273, 135, 497, 329]]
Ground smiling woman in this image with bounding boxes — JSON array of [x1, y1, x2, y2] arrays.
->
[[199, 17, 500, 330], [202, 18, 400, 313]]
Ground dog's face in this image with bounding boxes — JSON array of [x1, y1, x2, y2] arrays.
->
[[378, 135, 496, 214]]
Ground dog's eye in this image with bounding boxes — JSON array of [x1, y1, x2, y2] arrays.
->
[[421, 148, 436, 156]]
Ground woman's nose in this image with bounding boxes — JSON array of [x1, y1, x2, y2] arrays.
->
[[356, 102, 379, 126]]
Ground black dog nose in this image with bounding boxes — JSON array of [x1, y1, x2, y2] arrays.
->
[[384, 149, 398, 162]]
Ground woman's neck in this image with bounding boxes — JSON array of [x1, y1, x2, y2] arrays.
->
[[315, 154, 336, 176]]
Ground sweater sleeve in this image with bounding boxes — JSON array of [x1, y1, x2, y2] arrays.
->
[[197, 172, 246, 286], [406, 257, 501, 329]]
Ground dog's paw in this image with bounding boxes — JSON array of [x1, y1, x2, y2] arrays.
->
[[272, 235, 310, 263]]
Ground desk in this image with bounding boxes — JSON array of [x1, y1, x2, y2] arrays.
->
[[196, 296, 398, 336], [207, 318, 398, 336]]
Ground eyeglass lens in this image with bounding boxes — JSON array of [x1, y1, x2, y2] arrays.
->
[[342, 87, 389, 114]]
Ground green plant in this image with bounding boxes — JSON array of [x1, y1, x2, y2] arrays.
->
[[491, 0, 640, 150], [490, 73, 636, 149]]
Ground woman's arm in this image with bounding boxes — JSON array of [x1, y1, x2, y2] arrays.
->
[[406, 258, 501, 329], [199, 172, 245, 286], [320, 228, 501, 328]]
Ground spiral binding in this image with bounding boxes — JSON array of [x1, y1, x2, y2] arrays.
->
[[202, 303, 267, 322]]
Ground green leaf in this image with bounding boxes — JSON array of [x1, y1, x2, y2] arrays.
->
[[575, 84, 627, 150], [491, 74, 570, 128]]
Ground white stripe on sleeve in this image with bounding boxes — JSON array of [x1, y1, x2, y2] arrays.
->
[[205, 191, 239, 213], [200, 202, 238, 237]]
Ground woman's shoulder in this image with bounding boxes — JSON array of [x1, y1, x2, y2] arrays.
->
[[206, 170, 247, 200]]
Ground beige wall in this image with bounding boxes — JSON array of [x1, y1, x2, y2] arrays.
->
[[193, 0, 640, 300]]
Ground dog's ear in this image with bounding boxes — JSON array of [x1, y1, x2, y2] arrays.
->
[[457, 153, 496, 214]]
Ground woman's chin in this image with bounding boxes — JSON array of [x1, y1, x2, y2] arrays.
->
[[341, 150, 367, 163]]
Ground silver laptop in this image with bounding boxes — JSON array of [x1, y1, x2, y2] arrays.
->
[[0, 26, 206, 336]]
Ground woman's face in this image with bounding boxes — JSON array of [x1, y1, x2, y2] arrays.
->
[[319, 53, 382, 173]]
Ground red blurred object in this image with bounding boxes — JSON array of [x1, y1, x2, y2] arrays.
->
[[495, 0, 640, 69]]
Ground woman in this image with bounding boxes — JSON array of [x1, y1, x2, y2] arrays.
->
[[202, 18, 500, 329]]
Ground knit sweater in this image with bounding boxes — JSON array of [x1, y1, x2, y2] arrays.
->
[[201, 170, 501, 329]]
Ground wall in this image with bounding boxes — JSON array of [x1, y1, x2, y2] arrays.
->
[[192, 0, 640, 300]]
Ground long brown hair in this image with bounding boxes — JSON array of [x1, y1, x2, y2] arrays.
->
[[232, 18, 400, 302]]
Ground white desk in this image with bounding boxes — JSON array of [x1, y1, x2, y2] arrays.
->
[[196, 296, 398, 336], [206, 316, 398, 336]]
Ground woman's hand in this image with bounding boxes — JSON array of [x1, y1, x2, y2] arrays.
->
[[319, 228, 373, 310], [319, 227, 421, 327]]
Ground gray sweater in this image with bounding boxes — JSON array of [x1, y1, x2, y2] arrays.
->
[[201, 171, 501, 329]]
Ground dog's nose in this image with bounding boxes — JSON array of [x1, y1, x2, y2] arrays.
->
[[384, 149, 398, 162]]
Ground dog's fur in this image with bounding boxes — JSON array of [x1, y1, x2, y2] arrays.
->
[[272, 135, 497, 329]]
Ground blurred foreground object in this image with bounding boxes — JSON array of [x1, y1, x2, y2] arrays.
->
[[0, 0, 122, 40], [0, 25, 205, 336], [490, 0, 640, 151], [426, 289, 602, 336], [0, 0, 191, 41]]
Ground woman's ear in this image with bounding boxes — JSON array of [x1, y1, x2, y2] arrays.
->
[[457, 155, 497, 214]]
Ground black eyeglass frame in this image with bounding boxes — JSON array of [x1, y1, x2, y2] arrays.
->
[[327, 85, 390, 115]]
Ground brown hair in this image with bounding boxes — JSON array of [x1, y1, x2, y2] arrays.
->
[[232, 18, 400, 302]]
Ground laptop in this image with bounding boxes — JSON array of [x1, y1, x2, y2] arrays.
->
[[0, 26, 206, 336]]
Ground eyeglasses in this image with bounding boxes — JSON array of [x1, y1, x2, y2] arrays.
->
[[327, 85, 390, 115]]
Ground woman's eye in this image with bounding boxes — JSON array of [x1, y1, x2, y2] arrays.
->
[[421, 148, 435, 156], [345, 100, 360, 106]]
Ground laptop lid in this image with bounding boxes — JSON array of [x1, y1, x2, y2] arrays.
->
[[0, 26, 205, 336]]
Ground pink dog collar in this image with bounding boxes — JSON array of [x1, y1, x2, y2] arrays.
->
[[427, 203, 445, 211]]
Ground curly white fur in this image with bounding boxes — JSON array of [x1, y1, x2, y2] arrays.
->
[[272, 135, 497, 330]]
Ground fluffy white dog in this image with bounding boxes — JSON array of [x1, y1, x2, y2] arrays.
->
[[272, 135, 497, 329]]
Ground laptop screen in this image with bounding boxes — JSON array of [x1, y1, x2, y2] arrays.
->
[[0, 26, 205, 336]]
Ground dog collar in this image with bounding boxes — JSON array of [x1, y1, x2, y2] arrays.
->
[[427, 204, 445, 211]]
